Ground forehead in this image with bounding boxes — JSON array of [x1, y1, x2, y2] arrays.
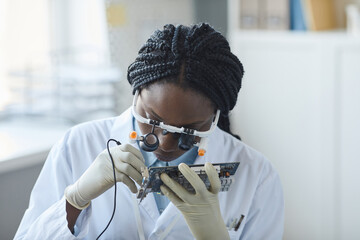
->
[[139, 83, 215, 126]]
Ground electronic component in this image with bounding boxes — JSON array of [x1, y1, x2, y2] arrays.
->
[[137, 162, 240, 201]]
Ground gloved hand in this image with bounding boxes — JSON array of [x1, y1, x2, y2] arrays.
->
[[160, 162, 230, 240], [65, 144, 145, 210]]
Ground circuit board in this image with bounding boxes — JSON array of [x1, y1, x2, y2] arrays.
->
[[137, 162, 240, 199]]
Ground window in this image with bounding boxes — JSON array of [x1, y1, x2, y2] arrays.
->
[[0, 0, 195, 123], [0, 0, 50, 116]]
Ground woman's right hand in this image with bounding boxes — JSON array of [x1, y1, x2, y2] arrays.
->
[[64, 144, 145, 210]]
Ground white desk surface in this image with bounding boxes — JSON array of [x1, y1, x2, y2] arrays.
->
[[0, 118, 72, 174]]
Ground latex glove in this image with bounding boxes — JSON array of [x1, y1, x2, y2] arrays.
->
[[65, 144, 145, 210], [160, 162, 230, 240]]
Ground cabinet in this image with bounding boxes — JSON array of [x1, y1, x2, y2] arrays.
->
[[228, 31, 360, 239]]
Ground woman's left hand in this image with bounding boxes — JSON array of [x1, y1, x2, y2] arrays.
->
[[160, 162, 230, 240]]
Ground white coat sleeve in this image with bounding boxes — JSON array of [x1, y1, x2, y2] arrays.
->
[[240, 161, 284, 240], [14, 132, 92, 239]]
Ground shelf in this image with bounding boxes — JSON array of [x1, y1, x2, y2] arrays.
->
[[228, 29, 360, 48], [230, 29, 358, 38]]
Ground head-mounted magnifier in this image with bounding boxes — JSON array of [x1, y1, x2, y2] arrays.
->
[[130, 90, 220, 156]]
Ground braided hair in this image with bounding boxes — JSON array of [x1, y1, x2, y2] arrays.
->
[[127, 23, 244, 139]]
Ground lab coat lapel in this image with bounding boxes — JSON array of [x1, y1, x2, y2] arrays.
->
[[153, 202, 192, 238], [156, 202, 180, 227], [139, 193, 160, 221]]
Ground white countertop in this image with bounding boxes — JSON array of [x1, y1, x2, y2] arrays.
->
[[0, 117, 72, 174]]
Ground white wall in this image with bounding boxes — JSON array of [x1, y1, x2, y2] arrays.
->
[[337, 44, 360, 239], [229, 31, 360, 240]]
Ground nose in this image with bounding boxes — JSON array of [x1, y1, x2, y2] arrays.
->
[[157, 132, 178, 152]]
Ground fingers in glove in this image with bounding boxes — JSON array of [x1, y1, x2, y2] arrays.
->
[[119, 144, 144, 162], [116, 162, 143, 186], [205, 162, 221, 194], [178, 163, 207, 196], [160, 185, 183, 206], [116, 172, 138, 193], [160, 173, 193, 203], [111, 144, 146, 174]]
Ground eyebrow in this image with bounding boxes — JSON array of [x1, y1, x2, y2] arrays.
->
[[148, 108, 208, 127]]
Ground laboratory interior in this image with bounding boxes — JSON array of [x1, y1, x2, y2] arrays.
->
[[1, 0, 360, 239]]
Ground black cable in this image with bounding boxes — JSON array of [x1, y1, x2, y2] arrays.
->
[[96, 139, 121, 240]]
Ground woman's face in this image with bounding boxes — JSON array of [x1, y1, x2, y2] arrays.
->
[[136, 82, 216, 162]]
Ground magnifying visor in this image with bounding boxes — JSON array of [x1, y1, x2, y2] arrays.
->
[[130, 90, 220, 156]]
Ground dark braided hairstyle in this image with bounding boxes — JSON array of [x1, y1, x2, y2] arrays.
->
[[127, 23, 244, 140]]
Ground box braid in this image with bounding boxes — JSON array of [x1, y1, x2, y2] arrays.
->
[[127, 23, 244, 140]]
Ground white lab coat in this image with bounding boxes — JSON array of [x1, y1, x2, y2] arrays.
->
[[14, 108, 284, 240]]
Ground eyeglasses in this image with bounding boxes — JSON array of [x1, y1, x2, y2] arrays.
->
[[130, 90, 220, 156]]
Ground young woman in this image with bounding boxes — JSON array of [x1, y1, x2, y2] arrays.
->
[[15, 23, 284, 240]]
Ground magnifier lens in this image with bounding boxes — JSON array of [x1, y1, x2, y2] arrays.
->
[[144, 133, 157, 145], [140, 133, 159, 152]]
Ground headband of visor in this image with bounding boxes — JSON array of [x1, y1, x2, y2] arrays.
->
[[130, 90, 220, 156]]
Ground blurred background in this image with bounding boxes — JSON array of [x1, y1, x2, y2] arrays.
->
[[0, 0, 359, 239]]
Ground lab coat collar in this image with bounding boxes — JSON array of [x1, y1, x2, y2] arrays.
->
[[139, 190, 160, 221]]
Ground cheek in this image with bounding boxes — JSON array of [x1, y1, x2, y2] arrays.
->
[[198, 119, 214, 132], [137, 122, 150, 135]]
